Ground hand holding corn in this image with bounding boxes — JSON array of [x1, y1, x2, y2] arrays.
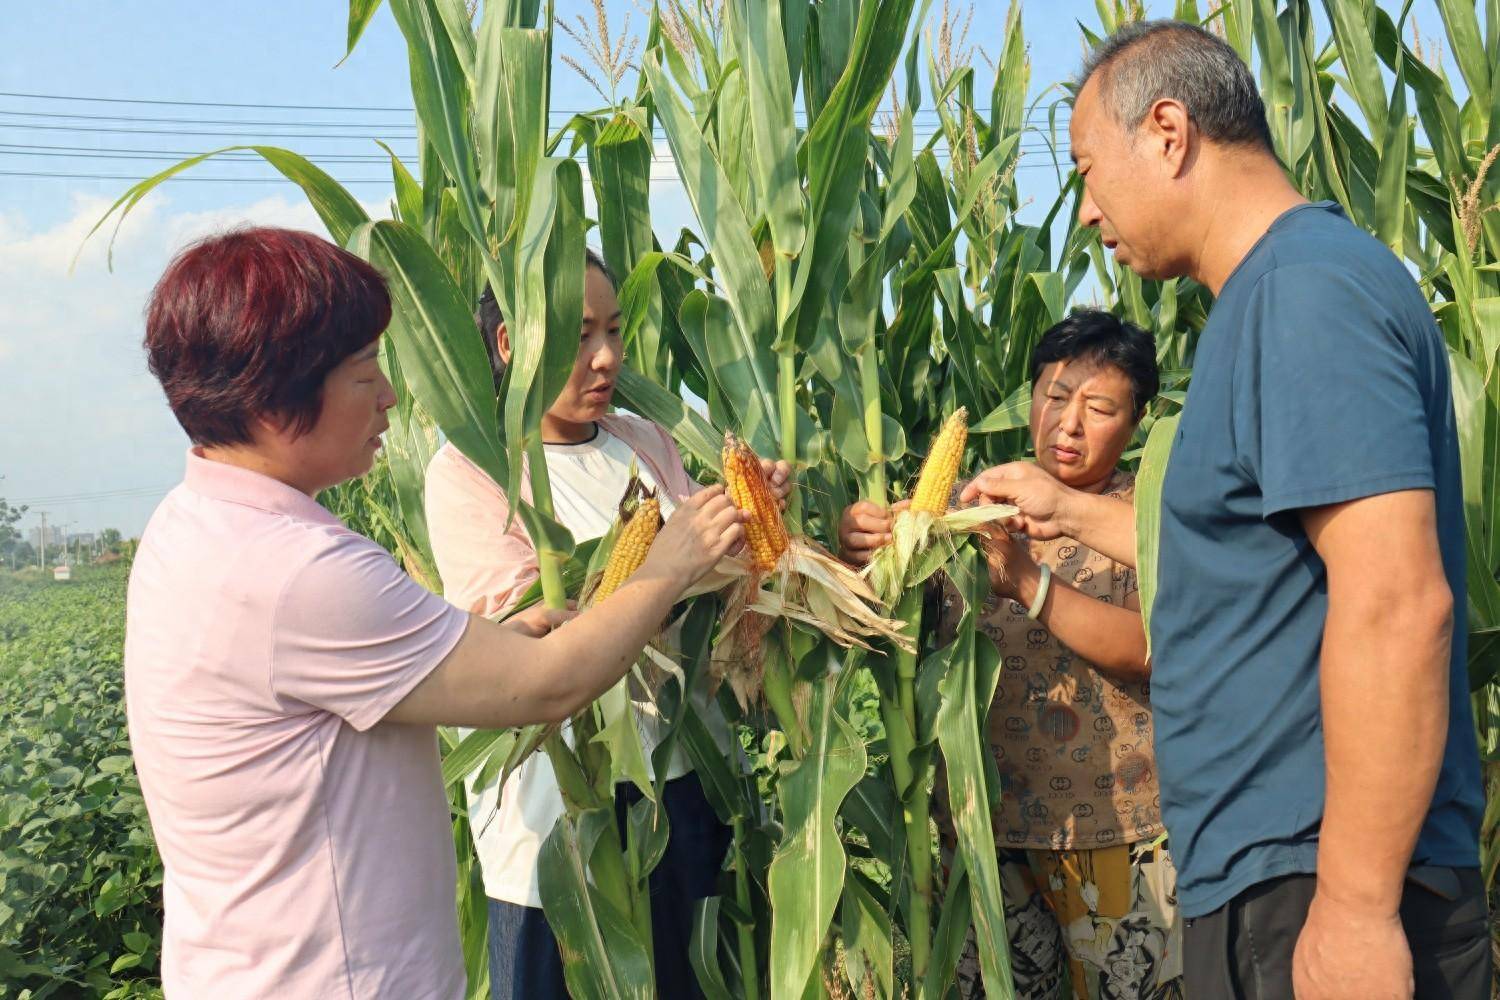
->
[[961, 461, 1073, 541], [502, 602, 580, 636], [639, 485, 748, 589], [839, 499, 910, 567], [760, 458, 794, 508], [976, 524, 1039, 600]]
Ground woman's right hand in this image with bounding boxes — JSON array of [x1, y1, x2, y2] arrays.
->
[[838, 499, 908, 566], [644, 485, 747, 589]]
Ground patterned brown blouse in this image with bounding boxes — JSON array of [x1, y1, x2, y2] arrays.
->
[[973, 470, 1162, 852]]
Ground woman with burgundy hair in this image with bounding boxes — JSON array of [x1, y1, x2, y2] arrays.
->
[[124, 226, 744, 999]]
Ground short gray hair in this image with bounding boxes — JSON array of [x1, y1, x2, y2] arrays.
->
[[1079, 20, 1272, 150]]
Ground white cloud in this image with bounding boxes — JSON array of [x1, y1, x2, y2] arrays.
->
[[0, 156, 702, 541], [0, 189, 390, 537]]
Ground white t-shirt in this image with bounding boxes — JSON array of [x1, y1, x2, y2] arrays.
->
[[457, 428, 733, 907]]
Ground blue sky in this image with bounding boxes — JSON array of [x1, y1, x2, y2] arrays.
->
[[0, 1, 1444, 539]]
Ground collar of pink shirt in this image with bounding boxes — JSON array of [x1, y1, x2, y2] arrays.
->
[[182, 447, 343, 528]]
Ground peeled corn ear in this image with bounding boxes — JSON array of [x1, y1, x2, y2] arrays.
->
[[722, 433, 789, 572], [594, 482, 662, 602], [909, 407, 968, 515]]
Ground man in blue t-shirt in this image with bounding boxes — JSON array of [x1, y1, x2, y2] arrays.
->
[[964, 19, 1487, 1000]]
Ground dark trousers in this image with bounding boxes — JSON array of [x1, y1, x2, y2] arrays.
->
[[487, 772, 731, 1000], [1183, 867, 1491, 999]]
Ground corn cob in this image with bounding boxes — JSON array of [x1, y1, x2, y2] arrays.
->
[[722, 433, 789, 572], [594, 494, 661, 602], [909, 407, 968, 515]]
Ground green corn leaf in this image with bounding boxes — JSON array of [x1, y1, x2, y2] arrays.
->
[[679, 289, 780, 454], [441, 727, 518, 790], [689, 897, 737, 1000], [840, 870, 895, 1000], [592, 675, 654, 802], [729, 0, 807, 261], [588, 111, 657, 278], [644, 50, 781, 426], [343, 0, 385, 62], [502, 157, 587, 510], [1402, 46, 1469, 195], [538, 810, 656, 1000], [475, 19, 547, 266], [1320, 0, 1388, 143], [922, 852, 973, 1000], [352, 219, 509, 488], [614, 367, 724, 474], [432, 0, 477, 79], [786, 0, 919, 352], [82, 145, 370, 269], [377, 339, 439, 576], [767, 675, 866, 1000], [1135, 414, 1179, 654], [1432, 0, 1492, 123], [387, 0, 486, 247], [933, 551, 1015, 998], [1374, 58, 1411, 254]]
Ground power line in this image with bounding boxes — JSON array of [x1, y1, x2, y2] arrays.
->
[[0, 122, 430, 140], [0, 120, 1066, 144], [0, 90, 419, 112], [0, 90, 1066, 123], [0, 169, 399, 184], [0, 107, 1026, 129], [0, 159, 1074, 185], [0, 108, 426, 129], [13, 485, 172, 504], [0, 137, 1069, 164]]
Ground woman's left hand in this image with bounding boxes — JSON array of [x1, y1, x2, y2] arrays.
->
[[978, 525, 1040, 601], [760, 458, 795, 509], [503, 601, 579, 637]]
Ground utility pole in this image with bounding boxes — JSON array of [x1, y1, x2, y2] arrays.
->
[[37, 511, 46, 569]]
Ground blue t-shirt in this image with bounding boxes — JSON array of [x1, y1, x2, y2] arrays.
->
[[1152, 201, 1482, 918]]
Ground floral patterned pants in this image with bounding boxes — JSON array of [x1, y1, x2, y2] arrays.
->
[[952, 838, 1184, 1000]]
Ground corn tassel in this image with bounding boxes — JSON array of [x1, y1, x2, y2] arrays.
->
[[909, 407, 968, 515], [594, 493, 661, 603], [722, 433, 789, 571]]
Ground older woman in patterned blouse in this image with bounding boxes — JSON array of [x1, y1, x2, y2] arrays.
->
[[839, 309, 1174, 1000]]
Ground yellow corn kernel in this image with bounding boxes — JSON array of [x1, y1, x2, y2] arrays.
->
[[909, 407, 968, 515], [722, 433, 789, 572], [595, 496, 661, 602]]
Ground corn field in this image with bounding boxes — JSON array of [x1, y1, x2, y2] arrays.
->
[[91, 0, 1500, 996]]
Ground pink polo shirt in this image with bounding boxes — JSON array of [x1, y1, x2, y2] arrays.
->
[[124, 450, 471, 999]]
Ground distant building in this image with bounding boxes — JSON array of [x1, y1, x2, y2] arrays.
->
[[29, 525, 65, 551], [66, 532, 96, 548]]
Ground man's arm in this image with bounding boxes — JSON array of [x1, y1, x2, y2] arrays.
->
[[1292, 488, 1452, 999], [962, 462, 1139, 567]]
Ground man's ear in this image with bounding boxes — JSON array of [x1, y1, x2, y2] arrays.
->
[[496, 322, 512, 365], [1145, 96, 1193, 178]]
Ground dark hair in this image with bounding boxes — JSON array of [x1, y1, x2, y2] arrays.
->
[[1029, 309, 1159, 419], [476, 247, 617, 387], [1079, 19, 1273, 152], [144, 227, 391, 446]]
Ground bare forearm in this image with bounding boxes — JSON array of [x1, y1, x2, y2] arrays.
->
[[1058, 491, 1138, 567], [518, 568, 686, 721], [1317, 590, 1451, 913], [393, 568, 684, 728], [1011, 565, 1148, 681]]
